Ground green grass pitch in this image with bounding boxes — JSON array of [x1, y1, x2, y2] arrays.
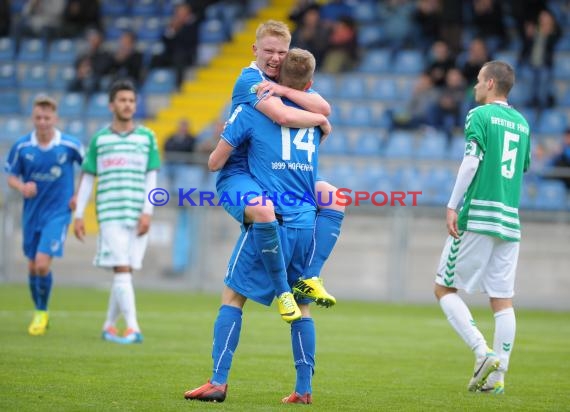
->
[[1, 284, 569, 411]]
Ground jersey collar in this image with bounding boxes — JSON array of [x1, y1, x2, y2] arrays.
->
[[31, 129, 61, 149]]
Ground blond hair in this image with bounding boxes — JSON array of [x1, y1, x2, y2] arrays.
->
[[279, 48, 316, 91], [33, 94, 58, 111], [255, 20, 291, 44]]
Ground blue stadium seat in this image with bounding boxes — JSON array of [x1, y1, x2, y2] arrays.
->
[[341, 104, 374, 127], [101, 0, 130, 17], [0, 37, 15, 60], [131, 0, 159, 17], [64, 118, 88, 142], [422, 167, 455, 205], [312, 73, 337, 98], [137, 17, 163, 42], [535, 109, 568, 135], [554, 54, 570, 80], [142, 68, 176, 94], [393, 50, 423, 75], [48, 39, 78, 64], [2, 117, 27, 140], [508, 82, 529, 106], [361, 164, 392, 193], [20, 65, 50, 90], [17, 39, 46, 62], [320, 128, 349, 155], [384, 131, 414, 158], [50, 65, 75, 90], [0, 62, 17, 88], [86, 92, 110, 118], [199, 19, 228, 44], [0, 91, 22, 115], [173, 165, 206, 189], [105, 17, 133, 40], [534, 180, 568, 210], [337, 76, 367, 99], [367, 78, 398, 101], [358, 48, 391, 73], [196, 43, 220, 66], [447, 135, 466, 161], [59, 92, 85, 118], [353, 2, 378, 23], [416, 132, 447, 160], [358, 24, 385, 48], [351, 131, 382, 156], [327, 103, 342, 125]]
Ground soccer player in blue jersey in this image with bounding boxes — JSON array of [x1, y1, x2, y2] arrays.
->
[[4, 95, 84, 336], [185, 48, 325, 405], [216, 20, 343, 322]]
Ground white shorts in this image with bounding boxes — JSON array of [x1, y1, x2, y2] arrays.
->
[[94, 224, 148, 271], [435, 231, 519, 298]]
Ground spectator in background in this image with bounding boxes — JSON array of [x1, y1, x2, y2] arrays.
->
[[439, 0, 463, 55], [290, 4, 329, 69], [164, 119, 197, 163], [150, 3, 199, 89], [425, 40, 455, 88], [109, 31, 144, 87], [430, 68, 467, 141], [546, 128, 570, 189], [471, 0, 507, 55], [378, 0, 415, 56], [412, 0, 441, 56], [0, 0, 10, 37], [13, 0, 66, 51], [68, 28, 113, 95], [389, 72, 439, 130], [507, 0, 547, 49], [288, 0, 320, 24], [321, 15, 359, 73], [519, 8, 561, 110], [461, 38, 490, 89], [61, 0, 101, 38], [318, 0, 353, 26]]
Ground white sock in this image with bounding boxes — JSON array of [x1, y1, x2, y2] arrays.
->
[[439, 293, 488, 357], [493, 307, 516, 372], [103, 284, 120, 331], [113, 273, 140, 332]]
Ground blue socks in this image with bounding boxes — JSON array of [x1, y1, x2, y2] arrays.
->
[[28, 272, 53, 311], [252, 221, 289, 296], [305, 209, 344, 278], [291, 318, 316, 395], [211, 305, 242, 385]]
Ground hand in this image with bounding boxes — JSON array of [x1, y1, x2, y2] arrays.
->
[[446, 208, 459, 239], [137, 214, 151, 236], [74, 218, 85, 242], [319, 119, 332, 143], [21, 182, 37, 198], [69, 194, 77, 211], [256, 81, 285, 99]]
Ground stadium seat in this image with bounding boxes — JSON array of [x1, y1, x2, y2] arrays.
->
[[341, 104, 374, 127], [535, 109, 568, 135], [534, 180, 568, 210], [358, 48, 391, 74], [17, 39, 46, 62], [101, 0, 130, 17], [312, 73, 337, 99], [358, 24, 385, 49], [554, 54, 570, 80], [86, 92, 110, 118], [0, 91, 22, 115], [199, 19, 228, 44], [50, 65, 75, 91], [105, 17, 133, 40], [20, 65, 50, 90], [351, 131, 383, 156], [196, 43, 220, 66], [64, 118, 88, 142], [393, 50, 423, 75], [136, 17, 163, 42], [320, 128, 349, 155], [131, 0, 159, 17], [422, 167, 455, 205], [0, 62, 17, 88], [337, 76, 367, 99], [447, 135, 466, 161], [2, 117, 27, 140], [142, 68, 176, 94], [362, 164, 392, 193], [416, 132, 447, 160], [384, 131, 414, 158], [353, 2, 379, 23], [173, 165, 206, 190], [47, 39, 78, 64], [0, 37, 15, 60], [367, 77, 398, 101], [58, 92, 85, 118], [508, 82, 529, 106]]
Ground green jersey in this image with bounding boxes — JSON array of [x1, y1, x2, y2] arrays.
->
[[82, 125, 161, 226], [459, 102, 531, 242]]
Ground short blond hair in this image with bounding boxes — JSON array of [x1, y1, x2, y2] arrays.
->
[[255, 20, 291, 44], [279, 48, 316, 91], [33, 94, 58, 111]]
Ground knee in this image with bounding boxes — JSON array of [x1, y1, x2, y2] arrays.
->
[[246, 199, 275, 222], [34, 261, 51, 276], [434, 283, 455, 301]]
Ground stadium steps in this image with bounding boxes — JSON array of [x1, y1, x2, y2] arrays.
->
[[145, 0, 296, 148]]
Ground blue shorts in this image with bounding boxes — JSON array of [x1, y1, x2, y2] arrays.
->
[[216, 173, 263, 225], [224, 224, 314, 306], [23, 217, 69, 260]]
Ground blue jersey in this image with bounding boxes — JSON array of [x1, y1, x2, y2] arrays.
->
[[222, 103, 319, 223], [4, 130, 84, 230]]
